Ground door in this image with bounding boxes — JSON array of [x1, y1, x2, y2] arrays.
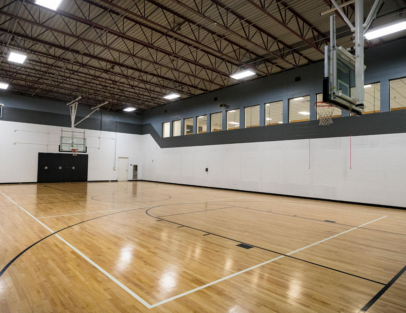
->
[[118, 158, 129, 181], [133, 165, 138, 180]]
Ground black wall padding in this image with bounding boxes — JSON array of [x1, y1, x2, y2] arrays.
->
[[37, 153, 88, 183]]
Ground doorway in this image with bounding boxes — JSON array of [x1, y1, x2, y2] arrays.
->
[[118, 157, 129, 181]]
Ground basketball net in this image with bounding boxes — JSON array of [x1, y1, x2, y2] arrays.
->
[[71, 149, 78, 156], [314, 102, 334, 126]]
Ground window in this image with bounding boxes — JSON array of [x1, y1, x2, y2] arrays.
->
[[351, 83, 381, 114], [210, 112, 222, 132], [265, 101, 283, 125], [390, 78, 406, 111], [184, 117, 194, 135], [172, 120, 181, 137], [162, 122, 170, 138], [289, 96, 310, 123], [197, 115, 207, 134], [316, 94, 341, 119], [227, 109, 240, 130], [245, 105, 260, 128]]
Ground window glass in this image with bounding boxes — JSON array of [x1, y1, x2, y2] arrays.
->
[[162, 122, 170, 138], [390, 78, 406, 111], [227, 109, 240, 130], [172, 120, 181, 137], [210, 112, 222, 132], [316, 94, 341, 119], [184, 118, 194, 135], [351, 83, 381, 114], [197, 115, 207, 134], [265, 101, 283, 125], [245, 105, 260, 128], [289, 96, 310, 123]]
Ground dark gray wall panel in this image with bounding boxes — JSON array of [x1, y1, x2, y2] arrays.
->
[[142, 38, 406, 137], [143, 110, 406, 148]]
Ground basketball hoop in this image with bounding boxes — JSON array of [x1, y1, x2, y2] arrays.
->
[[314, 101, 334, 126], [71, 149, 78, 156]]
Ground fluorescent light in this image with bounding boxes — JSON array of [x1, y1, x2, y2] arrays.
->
[[293, 97, 304, 101], [164, 93, 180, 100], [278, 122, 283, 124], [229, 122, 239, 125], [230, 70, 255, 80], [365, 21, 406, 40], [266, 118, 272, 120], [266, 103, 270, 106], [299, 111, 310, 115], [35, 0, 63, 10], [123, 107, 136, 112], [364, 84, 372, 88], [198, 116, 205, 118], [228, 110, 236, 113], [8, 52, 27, 64], [0, 82, 9, 89]]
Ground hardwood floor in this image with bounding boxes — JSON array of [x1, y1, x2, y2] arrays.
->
[[0, 181, 405, 312]]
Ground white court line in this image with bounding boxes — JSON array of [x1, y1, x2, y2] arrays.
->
[[2, 190, 386, 309], [0, 191, 154, 309], [149, 215, 387, 309], [34, 196, 248, 218], [0, 192, 248, 309]]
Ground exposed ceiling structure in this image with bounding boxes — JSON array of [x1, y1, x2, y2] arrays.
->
[[0, 0, 404, 112]]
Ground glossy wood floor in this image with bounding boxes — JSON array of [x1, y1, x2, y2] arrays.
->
[[0, 181, 405, 313]]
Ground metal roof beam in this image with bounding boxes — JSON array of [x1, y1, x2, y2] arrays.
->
[[244, 0, 329, 55], [24, 0, 234, 83]]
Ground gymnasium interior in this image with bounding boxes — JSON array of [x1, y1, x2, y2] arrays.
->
[[0, 0, 405, 312]]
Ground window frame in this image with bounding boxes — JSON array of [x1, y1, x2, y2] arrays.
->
[[183, 117, 194, 135], [226, 109, 240, 130], [389, 77, 406, 112], [288, 95, 311, 123], [244, 104, 260, 128], [172, 119, 181, 137], [197, 115, 208, 134], [210, 112, 223, 132], [162, 122, 171, 138], [264, 100, 283, 126]]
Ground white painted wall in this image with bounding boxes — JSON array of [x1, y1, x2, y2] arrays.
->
[[0, 121, 143, 183], [1, 120, 405, 207], [140, 133, 406, 208]]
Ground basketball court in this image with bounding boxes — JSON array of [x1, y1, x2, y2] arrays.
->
[[0, 0, 406, 312], [0, 182, 405, 312]]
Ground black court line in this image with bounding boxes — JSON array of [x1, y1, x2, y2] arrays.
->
[[359, 265, 406, 312], [234, 205, 406, 237], [0, 196, 387, 289], [156, 206, 234, 218], [145, 207, 386, 286]]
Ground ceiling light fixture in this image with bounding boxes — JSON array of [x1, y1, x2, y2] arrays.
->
[[228, 110, 236, 113], [123, 107, 136, 112], [365, 21, 406, 40], [35, 0, 63, 10], [230, 70, 255, 80], [266, 118, 272, 120], [198, 116, 205, 118], [8, 52, 27, 64], [229, 122, 239, 125], [278, 122, 283, 124], [293, 97, 304, 101], [364, 84, 372, 88], [0, 82, 9, 90], [164, 93, 180, 100], [299, 111, 310, 115]]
